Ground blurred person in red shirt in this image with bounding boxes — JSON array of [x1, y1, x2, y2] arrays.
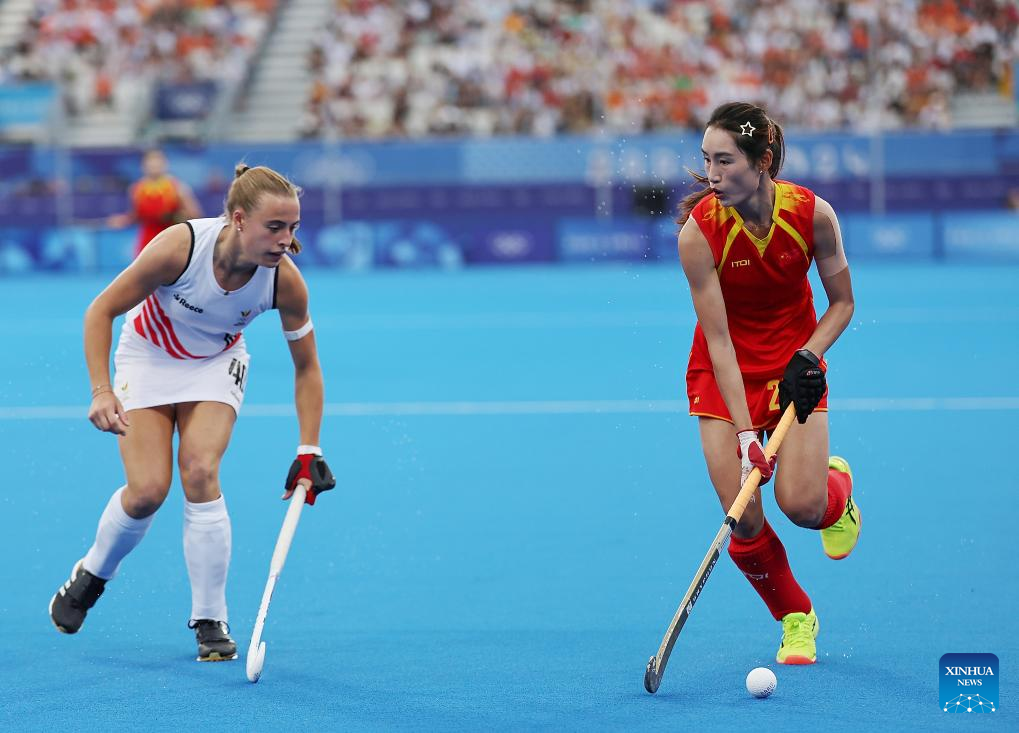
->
[[107, 149, 202, 256]]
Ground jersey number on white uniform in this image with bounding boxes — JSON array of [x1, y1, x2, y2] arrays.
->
[[228, 358, 247, 392]]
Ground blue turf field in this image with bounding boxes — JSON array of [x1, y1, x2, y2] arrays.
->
[[1, 262, 1015, 732]]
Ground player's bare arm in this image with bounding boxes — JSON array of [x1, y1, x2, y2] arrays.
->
[[83, 224, 192, 434], [276, 256, 323, 445], [678, 218, 754, 431], [276, 256, 333, 505], [802, 197, 855, 359]]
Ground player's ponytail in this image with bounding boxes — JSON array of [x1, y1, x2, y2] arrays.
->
[[677, 171, 713, 227], [767, 120, 785, 179], [224, 164, 304, 253], [676, 102, 785, 226]]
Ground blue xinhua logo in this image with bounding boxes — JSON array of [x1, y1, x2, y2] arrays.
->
[[940, 653, 998, 713]]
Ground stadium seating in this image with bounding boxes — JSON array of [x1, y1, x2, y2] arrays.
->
[[0, 0, 277, 145], [299, 0, 1017, 137], [0, 0, 1015, 144]]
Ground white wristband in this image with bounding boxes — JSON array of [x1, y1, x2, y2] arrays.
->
[[297, 444, 322, 456], [283, 319, 313, 342]]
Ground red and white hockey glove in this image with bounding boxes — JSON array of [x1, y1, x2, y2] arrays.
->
[[283, 445, 336, 506], [737, 429, 776, 488]]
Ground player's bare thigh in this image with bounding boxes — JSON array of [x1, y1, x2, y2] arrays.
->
[[698, 417, 764, 538], [773, 411, 829, 528], [176, 401, 237, 503], [118, 405, 175, 518]]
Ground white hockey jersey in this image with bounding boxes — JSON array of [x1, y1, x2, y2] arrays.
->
[[122, 217, 277, 359]]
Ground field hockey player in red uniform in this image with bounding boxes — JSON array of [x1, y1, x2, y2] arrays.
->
[[678, 101, 858, 665]]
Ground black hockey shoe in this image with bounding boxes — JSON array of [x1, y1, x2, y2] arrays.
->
[[190, 619, 237, 661], [49, 559, 107, 634]]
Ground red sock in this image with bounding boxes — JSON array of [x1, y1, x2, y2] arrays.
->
[[728, 519, 811, 620], [817, 466, 852, 529]]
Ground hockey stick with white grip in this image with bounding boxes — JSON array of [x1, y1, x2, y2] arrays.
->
[[247, 483, 307, 683]]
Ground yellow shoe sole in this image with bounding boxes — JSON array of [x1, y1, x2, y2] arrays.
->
[[824, 457, 860, 560], [825, 499, 861, 560]]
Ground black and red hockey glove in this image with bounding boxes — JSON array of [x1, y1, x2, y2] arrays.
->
[[779, 349, 827, 424], [283, 445, 336, 506]]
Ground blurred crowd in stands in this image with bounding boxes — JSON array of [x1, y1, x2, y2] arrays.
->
[[0, 0, 1015, 135], [0, 0, 275, 117], [299, 0, 1018, 137]]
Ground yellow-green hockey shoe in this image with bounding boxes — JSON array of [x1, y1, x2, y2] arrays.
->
[[776, 607, 819, 665], [821, 456, 861, 560]]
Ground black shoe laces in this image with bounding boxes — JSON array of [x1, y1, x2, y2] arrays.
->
[[67, 571, 105, 609], [189, 619, 232, 642]]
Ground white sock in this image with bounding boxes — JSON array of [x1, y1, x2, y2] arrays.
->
[[183, 495, 231, 623], [82, 487, 155, 580]]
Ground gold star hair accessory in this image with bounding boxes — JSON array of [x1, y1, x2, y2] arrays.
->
[[740, 121, 756, 136]]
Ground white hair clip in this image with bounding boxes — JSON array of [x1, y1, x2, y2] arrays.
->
[[740, 121, 756, 136]]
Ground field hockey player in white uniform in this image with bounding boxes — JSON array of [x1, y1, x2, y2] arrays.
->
[[49, 164, 336, 661]]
